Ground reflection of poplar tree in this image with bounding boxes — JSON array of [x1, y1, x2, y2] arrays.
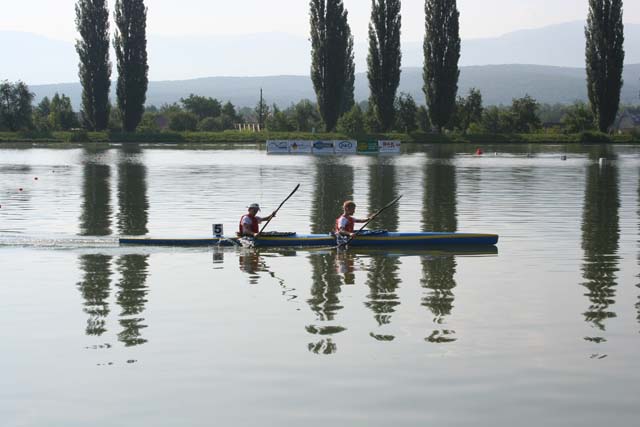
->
[[421, 149, 458, 343], [311, 158, 354, 234], [77, 254, 112, 336], [368, 157, 399, 231], [80, 149, 111, 236], [116, 254, 149, 346], [307, 253, 346, 354], [581, 158, 620, 340], [117, 146, 148, 236], [365, 255, 400, 337]]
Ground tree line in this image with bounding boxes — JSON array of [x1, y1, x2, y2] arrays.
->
[[0, 0, 631, 135]]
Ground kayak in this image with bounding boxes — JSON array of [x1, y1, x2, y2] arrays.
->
[[119, 230, 499, 247]]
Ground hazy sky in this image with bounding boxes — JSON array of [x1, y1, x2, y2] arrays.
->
[[3, 0, 639, 43]]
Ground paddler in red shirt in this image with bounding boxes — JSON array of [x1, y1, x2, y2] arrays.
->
[[335, 200, 370, 238], [239, 203, 276, 237]]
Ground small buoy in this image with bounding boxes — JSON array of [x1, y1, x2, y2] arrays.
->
[[494, 152, 498, 156], [34, 177, 38, 181], [561, 155, 567, 161], [599, 158, 606, 166], [18, 188, 23, 192], [475, 148, 484, 155]]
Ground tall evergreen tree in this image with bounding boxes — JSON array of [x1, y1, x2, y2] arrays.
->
[[585, 0, 625, 133], [423, 0, 460, 132], [310, 0, 355, 132], [367, 0, 402, 132], [75, 0, 111, 130], [114, 0, 149, 132]]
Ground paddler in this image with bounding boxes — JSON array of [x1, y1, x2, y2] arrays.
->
[[239, 203, 276, 237], [335, 200, 370, 238]]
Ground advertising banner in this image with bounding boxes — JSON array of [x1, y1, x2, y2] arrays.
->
[[289, 140, 313, 154], [357, 141, 379, 154], [266, 140, 290, 154], [378, 140, 402, 154], [312, 140, 335, 155], [334, 140, 357, 154]]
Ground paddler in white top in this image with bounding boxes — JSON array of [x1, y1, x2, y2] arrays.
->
[[335, 200, 370, 238], [239, 203, 276, 237]]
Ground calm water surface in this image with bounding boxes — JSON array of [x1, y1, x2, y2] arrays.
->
[[1, 143, 639, 426]]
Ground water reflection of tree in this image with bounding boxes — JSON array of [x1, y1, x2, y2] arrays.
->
[[77, 148, 113, 336], [365, 255, 401, 340], [307, 252, 346, 354], [116, 254, 150, 347], [117, 145, 148, 236], [581, 152, 620, 343], [79, 148, 112, 236], [368, 156, 399, 231], [77, 254, 112, 336], [421, 149, 458, 343], [311, 158, 354, 234]]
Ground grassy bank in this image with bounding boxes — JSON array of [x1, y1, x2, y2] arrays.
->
[[1, 130, 638, 144]]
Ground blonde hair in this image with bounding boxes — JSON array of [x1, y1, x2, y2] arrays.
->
[[343, 200, 356, 209]]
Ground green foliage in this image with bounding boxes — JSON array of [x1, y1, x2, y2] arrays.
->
[[197, 117, 221, 132], [108, 106, 123, 131], [417, 105, 431, 132], [562, 102, 595, 133], [579, 130, 611, 143], [423, 0, 460, 132], [364, 104, 381, 133], [222, 101, 238, 122], [0, 80, 34, 131], [137, 112, 161, 132], [510, 94, 541, 132], [395, 93, 418, 133], [585, 0, 625, 132], [254, 90, 269, 129], [337, 104, 365, 136], [181, 94, 222, 120], [292, 99, 321, 132], [367, 0, 401, 131], [75, 0, 111, 130], [66, 129, 90, 142], [310, 0, 355, 131], [114, 0, 149, 132], [451, 88, 483, 132], [266, 105, 295, 132], [169, 112, 198, 131], [48, 93, 79, 130]]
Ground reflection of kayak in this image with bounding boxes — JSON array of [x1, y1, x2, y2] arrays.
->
[[119, 230, 498, 248]]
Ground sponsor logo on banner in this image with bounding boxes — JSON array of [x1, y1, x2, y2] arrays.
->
[[378, 140, 401, 153], [357, 141, 379, 154], [334, 140, 357, 154], [266, 140, 290, 154], [312, 140, 335, 154], [289, 140, 313, 154]]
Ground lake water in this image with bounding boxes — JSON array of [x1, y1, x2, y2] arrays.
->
[[1, 143, 639, 426]]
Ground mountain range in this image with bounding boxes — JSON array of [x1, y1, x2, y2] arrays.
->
[[29, 63, 640, 109]]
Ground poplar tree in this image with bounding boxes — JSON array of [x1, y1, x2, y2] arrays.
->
[[310, 0, 355, 131], [585, 0, 625, 133], [423, 0, 460, 132], [367, 0, 402, 132], [75, 0, 111, 130], [114, 0, 149, 132]]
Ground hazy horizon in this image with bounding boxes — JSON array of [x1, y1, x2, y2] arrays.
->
[[4, 0, 640, 42]]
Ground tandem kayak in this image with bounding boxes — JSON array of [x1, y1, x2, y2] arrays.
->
[[119, 230, 499, 248]]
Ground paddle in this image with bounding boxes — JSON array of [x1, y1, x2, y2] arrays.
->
[[337, 195, 403, 249], [257, 183, 301, 236]]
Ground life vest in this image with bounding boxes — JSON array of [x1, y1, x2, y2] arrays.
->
[[335, 215, 355, 233], [239, 214, 259, 235]]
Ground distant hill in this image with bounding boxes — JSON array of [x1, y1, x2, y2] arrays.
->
[[2, 21, 639, 84], [31, 64, 640, 109]]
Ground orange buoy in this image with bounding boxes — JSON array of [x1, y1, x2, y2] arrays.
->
[[475, 148, 484, 155]]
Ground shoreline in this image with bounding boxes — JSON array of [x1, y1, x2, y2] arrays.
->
[[1, 130, 638, 145]]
